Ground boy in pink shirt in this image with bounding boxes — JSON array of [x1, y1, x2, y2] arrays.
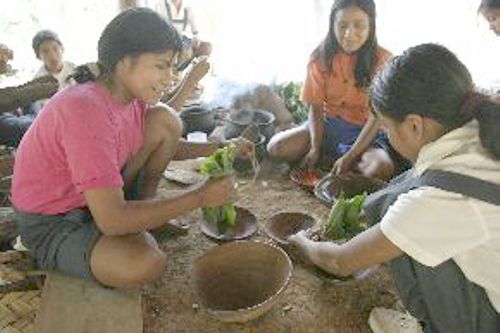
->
[[12, 8, 251, 288]]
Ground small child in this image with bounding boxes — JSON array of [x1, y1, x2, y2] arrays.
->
[[478, 0, 500, 104], [32, 29, 76, 90], [479, 0, 500, 36]]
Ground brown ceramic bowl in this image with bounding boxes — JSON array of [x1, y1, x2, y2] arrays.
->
[[314, 173, 386, 204], [199, 206, 258, 241], [191, 241, 293, 323], [264, 212, 316, 245]]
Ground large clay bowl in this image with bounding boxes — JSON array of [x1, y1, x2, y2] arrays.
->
[[200, 206, 258, 241], [191, 241, 292, 323], [314, 173, 386, 204], [264, 212, 316, 245]]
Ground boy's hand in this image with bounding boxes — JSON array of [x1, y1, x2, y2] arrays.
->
[[227, 137, 255, 160], [184, 56, 210, 86], [197, 174, 237, 208], [0, 44, 13, 62]]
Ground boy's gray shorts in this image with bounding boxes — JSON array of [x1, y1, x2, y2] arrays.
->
[[15, 208, 101, 282]]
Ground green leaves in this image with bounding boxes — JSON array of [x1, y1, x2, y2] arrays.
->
[[200, 144, 237, 233], [199, 145, 236, 177], [323, 192, 368, 240], [276, 82, 309, 124]]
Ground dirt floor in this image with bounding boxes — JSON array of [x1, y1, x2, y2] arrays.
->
[[144, 160, 399, 333]]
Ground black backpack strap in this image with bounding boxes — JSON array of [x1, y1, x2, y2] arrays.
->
[[418, 170, 500, 206]]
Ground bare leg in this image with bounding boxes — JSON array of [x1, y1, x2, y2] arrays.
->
[[357, 147, 395, 181], [266, 124, 310, 164], [122, 105, 183, 199], [90, 232, 166, 288], [89, 106, 183, 288]]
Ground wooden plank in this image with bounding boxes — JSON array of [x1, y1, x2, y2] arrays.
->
[[35, 273, 142, 333]]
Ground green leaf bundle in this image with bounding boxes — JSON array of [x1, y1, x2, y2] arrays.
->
[[199, 145, 237, 233], [323, 192, 368, 240]]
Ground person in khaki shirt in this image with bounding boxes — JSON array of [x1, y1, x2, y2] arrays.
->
[[290, 43, 500, 333]]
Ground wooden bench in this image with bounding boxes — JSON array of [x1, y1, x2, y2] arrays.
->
[[35, 273, 143, 333]]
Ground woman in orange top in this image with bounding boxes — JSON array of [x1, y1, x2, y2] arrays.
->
[[267, 0, 405, 180]]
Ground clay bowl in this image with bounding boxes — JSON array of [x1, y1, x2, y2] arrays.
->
[[264, 212, 316, 245], [311, 264, 380, 284], [289, 168, 323, 192], [191, 241, 292, 322], [200, 206, 258, 241], [314, 173, 386, 204]]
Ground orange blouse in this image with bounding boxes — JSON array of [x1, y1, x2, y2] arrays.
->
[[301, 46, 392, 126]]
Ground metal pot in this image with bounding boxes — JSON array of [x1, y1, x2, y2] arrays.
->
[[180, 106, 215, 135], [224, 109, 275, 141]]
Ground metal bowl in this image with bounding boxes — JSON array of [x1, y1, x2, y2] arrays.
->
[[192, 241, 293, 322], [199, 206, 258, 241], [264, 212, 316, 245], [314, 173, 386, 204]]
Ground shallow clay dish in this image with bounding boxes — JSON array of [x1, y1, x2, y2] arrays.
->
[[314, 173, 386, 203], [199, 206, 258, 241], [191, 241, 292, 323], [264, 212, 316, 245], [289, 168, 323, 191], [311, 265, 380, 284]]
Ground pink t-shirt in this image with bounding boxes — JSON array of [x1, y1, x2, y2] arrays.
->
[[12, 82, 147, 215]]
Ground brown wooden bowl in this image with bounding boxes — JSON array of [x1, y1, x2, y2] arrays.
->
[[199, 206, 258, 241], [264, 212, 316, 245], [191, 241, 292, 323]]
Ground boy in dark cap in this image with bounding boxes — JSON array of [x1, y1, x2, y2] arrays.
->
[[32, 29, 75, 91]]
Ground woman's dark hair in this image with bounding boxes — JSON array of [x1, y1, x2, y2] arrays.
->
[[370, 43, 500, 159], [73, 8, 182, 83], [479, 0, 500, 11], [310, 0, 378, 87]]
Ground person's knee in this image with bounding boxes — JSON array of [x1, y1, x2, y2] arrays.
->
[[128, 246, 166, 285], [147, 105, 183, 141], [92, 233, 167, 288], [359, 149, 395, 181], [267, 136, 287, 160]]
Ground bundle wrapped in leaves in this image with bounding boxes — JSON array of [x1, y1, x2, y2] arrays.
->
[[199, 144, 237, 233], [323, 192, 368, 240]]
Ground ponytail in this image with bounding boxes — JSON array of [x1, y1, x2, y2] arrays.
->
[[473, 98, 500, 159]]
